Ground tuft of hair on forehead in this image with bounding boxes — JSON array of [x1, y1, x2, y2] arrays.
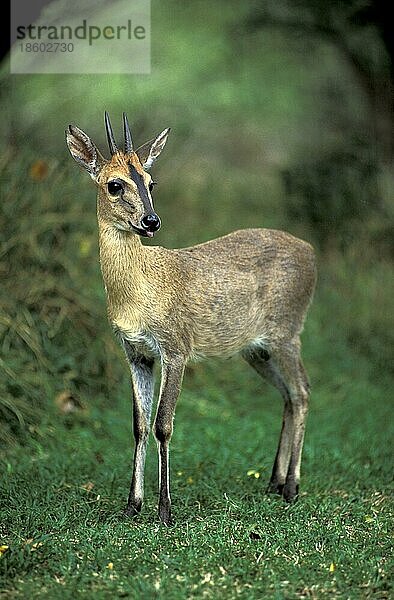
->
[[107, 151, 146, 176]]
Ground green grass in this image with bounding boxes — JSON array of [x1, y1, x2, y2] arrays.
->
[[1, 2, 393, 591], [0, 143, 393, 599], [1, 338, 393, 598]]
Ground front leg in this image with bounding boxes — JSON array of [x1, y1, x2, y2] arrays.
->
[[154, 356, 185, 525], [122, 341, 155, 517]]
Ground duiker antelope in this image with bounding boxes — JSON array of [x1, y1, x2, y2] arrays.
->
[[66, 113, 316, 525]]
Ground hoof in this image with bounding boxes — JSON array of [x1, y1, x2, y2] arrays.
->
[[123, 501, 142, 518], [266, 480, 284, 496], [158, 504, 173, 526], [283, 482, 299, 503]]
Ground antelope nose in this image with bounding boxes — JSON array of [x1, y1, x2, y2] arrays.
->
[[140, 213, 161, 232]]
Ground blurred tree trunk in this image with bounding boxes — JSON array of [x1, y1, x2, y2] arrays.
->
[[246, 0, 393, 164]]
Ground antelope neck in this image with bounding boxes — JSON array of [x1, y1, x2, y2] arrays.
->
[[98, 220, 148, 303]]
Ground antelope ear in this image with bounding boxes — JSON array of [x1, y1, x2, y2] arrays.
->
[[136, 128, 170, 171], [66, 125, 105, 180]]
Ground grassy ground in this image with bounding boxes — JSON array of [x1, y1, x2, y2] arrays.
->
[[2, 1, 393, 594], [1, 314, 393, 598], [1, 139, 393, 597]]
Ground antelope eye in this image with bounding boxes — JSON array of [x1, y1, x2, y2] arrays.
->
[[107, 180, 123, 195]]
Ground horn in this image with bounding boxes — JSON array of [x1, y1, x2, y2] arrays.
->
[[104, 111, 118, 155], [123, 112, 133, 153]]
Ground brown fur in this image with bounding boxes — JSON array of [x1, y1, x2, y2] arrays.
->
[[66, 119, 317, 525]]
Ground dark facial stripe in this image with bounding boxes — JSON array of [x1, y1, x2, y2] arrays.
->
[[128, 164, 153, 213]]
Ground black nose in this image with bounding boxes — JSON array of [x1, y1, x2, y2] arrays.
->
[[140, 213, 161, 232]]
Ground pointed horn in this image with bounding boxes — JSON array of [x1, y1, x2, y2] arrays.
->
[[123, 112, 133, 153], [104, 111, 118, 155]]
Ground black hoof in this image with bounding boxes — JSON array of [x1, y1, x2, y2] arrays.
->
[[158, 504, 173, 526], [267, 480, 284, 496], [123, 501, 142, 518], [283, 483, 299, 503]]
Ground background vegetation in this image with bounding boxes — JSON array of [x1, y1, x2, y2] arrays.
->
[[1, 0, 393, 597]]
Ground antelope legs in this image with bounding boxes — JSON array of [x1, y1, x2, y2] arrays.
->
[[122, 345, 185, 525], [123, 344, 155, 517], [154, 356, 185, 525], [244, 340, 310, 502]]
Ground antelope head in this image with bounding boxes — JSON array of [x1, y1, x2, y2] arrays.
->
[[66, 112, 170, 237]]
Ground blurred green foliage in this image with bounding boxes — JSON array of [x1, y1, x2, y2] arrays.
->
[[0, 154, 122, 443], [0, 0, 393, 444], [282, 143, 382, 248]]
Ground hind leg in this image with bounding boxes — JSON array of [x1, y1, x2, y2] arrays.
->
[[270, 341, 310, 502], [243, 346, 293, 495], [243, 339, 310, 501]]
